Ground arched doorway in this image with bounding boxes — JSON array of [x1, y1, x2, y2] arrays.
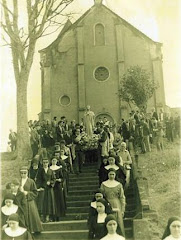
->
[[95, 113, 114, 124]]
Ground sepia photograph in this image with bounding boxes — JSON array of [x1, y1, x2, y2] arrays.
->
[[0, 0, 180, 240]]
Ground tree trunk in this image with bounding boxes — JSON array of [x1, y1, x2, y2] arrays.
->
[[16, 73, 32, 161]]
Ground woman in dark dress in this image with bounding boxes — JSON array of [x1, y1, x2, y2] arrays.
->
[[19, 166, 43, 233], [40, 158, 56, 222], [9, 179, 28, 229], [1, 213, 33, 240], [98, 157, 108, 186], [88, 198, 112, 240], [50, 157, 66, 220], [104, 157, 126, 187], [88, 189, 112, 228], [28, 159, 44, 218]]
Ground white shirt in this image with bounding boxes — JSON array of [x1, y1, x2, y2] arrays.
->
[[105, 164, 119, 171], [164, 235, 181, 240], [1, 204, 18, 216], [44, 167, 48, 173], [50, 165, 60, 171], [5, 227, 27, 237], [90, 201, 97, 209], [101, 233, 125, 240], [97, 213, 107, 223], [21, 177, 28, 188], [102, 180, 120, 188]]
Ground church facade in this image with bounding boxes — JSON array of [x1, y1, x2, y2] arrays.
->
[[39, 0, 165, 123]]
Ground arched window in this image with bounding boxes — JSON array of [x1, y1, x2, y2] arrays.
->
[[95, 23, 105, 46]]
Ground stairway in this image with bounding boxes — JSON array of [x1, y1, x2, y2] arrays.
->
[[36, 163, 136, 240]]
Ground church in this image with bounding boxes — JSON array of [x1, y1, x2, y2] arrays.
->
[[39, 0, 166, 123]]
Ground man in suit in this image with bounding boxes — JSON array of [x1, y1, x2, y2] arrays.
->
[[9, 129, 17, 151]]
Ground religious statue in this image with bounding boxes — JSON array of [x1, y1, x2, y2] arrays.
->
[[83, 105, 95, 137]]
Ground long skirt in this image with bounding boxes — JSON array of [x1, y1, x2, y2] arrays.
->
[[42, 187, 56, 216], [54, 182, 66, 217], [27, 200, 43, 232]]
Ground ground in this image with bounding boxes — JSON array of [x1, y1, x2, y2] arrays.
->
[[0, 138, 180, 237], [138, 138, 181, 237]]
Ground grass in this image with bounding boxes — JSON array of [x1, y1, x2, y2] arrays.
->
[[0, 152, 24, 191], [138, 138, 181, 237]]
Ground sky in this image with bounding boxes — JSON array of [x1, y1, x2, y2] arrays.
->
[[0, 0, 181, 151]]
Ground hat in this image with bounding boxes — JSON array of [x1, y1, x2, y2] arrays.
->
[[108, 157, 115, 162], [105, 214, 117, 225], [7, 213, 19, 223], [60, 140, 66, 144], [42, 158, 49, 162], [11, 179, 20, 186], [121, 142, 126, 147], [108, 168, 116, 173], [19, 166, 28, 172], [34, 154, 40, 160], [94, 188, 104, 195], [55, 150, 60, 153], [4, 193, 15, 201], [6, 182, 11, 190], [96, 198, 107, 207], [32, 158, 39, 165]]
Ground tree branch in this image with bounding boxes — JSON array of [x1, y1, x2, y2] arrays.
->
[[2, 0, 18, 42], [35, 0, 54, 38], [0, 1, 13, 16], [0, 33, 11, 46], [40, 22, 64, 38], [13, 0, 18, 35]]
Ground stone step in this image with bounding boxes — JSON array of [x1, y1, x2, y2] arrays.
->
[[67, 200, 92, 207], [42, 220, 132, 232], [42, 220, 87, 231], [69, 184, 98, 191], [34, 230, 88, 240], [124, 217, 133, 228], [61, 213, 135, 223], [66, 200, 136, 211], [66, 206, 136, 217], [82, 163, 98, 168], [67, 190, 135, 201], [62, 212, 88, 220], [126, 197, 136, 205], [34, 228, 133, 240], [78, 168, 98, 173], [70, 172, 97, 177], [126, 203, 136, 211], [68, 189, 96, 196], [67, 194, 94, 202], [69, 176, 99, 182], [69, 179, 99, 185], [42, 221, 133, 235]]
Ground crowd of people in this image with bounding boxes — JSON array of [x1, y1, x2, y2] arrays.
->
[[2, 106, 181, 239]]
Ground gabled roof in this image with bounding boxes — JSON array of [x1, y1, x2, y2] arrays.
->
[[39, 6, 93, 53], [39, 3, 162, 53], [102, 4, 162, 45]]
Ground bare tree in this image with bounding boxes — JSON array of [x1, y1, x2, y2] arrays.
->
[[1, 0, 74, 161]]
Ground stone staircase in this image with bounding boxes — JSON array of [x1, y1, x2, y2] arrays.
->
[[36, 163, 136, 240]]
